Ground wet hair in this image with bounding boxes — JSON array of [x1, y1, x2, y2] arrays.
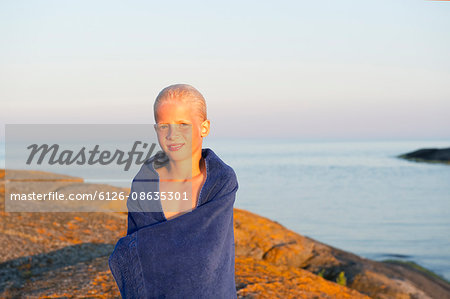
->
[[153, 83, 207, 123]]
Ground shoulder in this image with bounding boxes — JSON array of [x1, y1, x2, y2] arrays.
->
[[132, 150, 167, 181], [205, 148, 236, 175], [203, 148, 239, 192]]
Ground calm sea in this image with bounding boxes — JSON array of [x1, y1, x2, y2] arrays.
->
[[2, 138, 450, 281], [204, 138, 450, 282]]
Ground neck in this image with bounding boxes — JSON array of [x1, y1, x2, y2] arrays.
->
[[164, 148, 203, 181]]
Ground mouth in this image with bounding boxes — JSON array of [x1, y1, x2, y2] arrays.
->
[[167, 143, 184, 151]]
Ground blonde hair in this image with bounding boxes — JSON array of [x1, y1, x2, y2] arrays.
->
[[153, 83, 207, 123]]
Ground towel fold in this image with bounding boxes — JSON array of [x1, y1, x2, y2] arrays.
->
[[109, 148, 239, 298]]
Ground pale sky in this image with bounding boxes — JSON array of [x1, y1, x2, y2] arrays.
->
[[1, 0, 449, 140]]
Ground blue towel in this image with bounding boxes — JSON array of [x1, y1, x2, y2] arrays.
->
[[109, 148, 239, 298]]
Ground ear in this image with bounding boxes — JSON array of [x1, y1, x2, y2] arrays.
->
[[200, 119, 210, 137]]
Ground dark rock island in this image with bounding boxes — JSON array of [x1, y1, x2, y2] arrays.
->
[[399, 147, 450, 165]]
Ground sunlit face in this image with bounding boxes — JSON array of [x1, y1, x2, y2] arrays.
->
[[154, 99, 206, 161]]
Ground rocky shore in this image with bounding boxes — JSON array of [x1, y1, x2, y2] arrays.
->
[[1, 169, 449, 298]]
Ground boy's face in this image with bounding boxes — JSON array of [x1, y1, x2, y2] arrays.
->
[[154, 99, 208, 162]]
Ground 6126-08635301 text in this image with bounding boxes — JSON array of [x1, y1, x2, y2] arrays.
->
[[8, 191, 190, 201]]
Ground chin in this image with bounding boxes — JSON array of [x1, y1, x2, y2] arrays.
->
[[164, 148, 192, 161]]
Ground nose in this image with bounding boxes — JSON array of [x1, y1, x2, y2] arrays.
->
[[165, 124, 180, 140]]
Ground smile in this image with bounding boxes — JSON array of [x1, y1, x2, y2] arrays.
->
[[168, 143, 184, 151]]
